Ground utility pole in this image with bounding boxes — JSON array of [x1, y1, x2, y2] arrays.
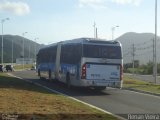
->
[[132, 44, 135, 75], [154, 0, 157, 84]]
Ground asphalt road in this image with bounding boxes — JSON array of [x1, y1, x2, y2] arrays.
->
[[11, 71, 160, 119]]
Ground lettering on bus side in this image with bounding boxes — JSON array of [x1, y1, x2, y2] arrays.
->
[[110, 72, 119, 80], [61, 64, 77, 75], [110, 72, 118, 76], [91, 74, 100, 78]]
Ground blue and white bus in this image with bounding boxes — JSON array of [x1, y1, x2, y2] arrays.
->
[[37, 38, 123, 90]]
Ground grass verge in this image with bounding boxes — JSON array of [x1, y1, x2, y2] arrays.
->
[[0, 73, 118, 120], [123, 75, 160, 95], [13, 64, 34, 70]]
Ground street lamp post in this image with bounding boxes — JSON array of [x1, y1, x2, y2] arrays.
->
[[34, 38, 39, 64], [111, 25, 119, 40], [12, 38, 13, 65], [1, 18, 9, 65], [29, 40, 30, 59], [22, 32, 28, 70], [154, 0, 158, 83]]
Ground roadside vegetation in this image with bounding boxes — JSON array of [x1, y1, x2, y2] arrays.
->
[[124, 62, 160, 75], [0, 73, 118, 120], [13, 64, 35, 70], [123, 75, 160, 95]]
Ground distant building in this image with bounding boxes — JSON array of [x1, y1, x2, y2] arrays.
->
[[16, 58, 35, 64]]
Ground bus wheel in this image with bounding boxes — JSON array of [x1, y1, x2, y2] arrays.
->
[[94, 86, 106, 91], [38, 69, 42, 79], [38, 69, 40, 76], [48, 69, 51, 81], [66, 72, 71, 89]]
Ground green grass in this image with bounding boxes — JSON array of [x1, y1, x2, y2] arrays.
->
[[127, 68, 144, 74], [127, 68, 137, 73], [13, 64, 34, 70], [0, 73, 118, 120], [123, 75, 160, 94]]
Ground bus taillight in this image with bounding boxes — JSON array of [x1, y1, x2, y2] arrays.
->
[[120, 64, 123, 81], [81, 64, 86, 79]]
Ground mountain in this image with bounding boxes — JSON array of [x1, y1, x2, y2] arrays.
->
[[116, 32, 160, 64], [0, 35, 44, 63], [1, 33, 159, 64]]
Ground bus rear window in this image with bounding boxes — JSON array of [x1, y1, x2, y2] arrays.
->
[[83, 44, 122, 59]]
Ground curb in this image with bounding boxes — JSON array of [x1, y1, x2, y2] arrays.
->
[[123, 88, 160, 97], [7, 73, 126, 120]]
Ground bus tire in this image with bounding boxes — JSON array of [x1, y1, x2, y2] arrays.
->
[[66, 72, 71, 89], [48, 69, 51, 80], [38, 69, 42, 79], [38, 69, 40, 76], [94, 86, 106, 91]]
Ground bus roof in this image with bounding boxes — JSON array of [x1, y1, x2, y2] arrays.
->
[[39, 38, 121, 51], [62, 38, 120, 45]]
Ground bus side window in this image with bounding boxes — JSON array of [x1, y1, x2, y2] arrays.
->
[[60, 44, 81, 64]]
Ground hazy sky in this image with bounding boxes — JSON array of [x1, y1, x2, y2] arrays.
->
[[0, 0, 159, 44]]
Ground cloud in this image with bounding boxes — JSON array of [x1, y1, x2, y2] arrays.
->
[[0, 1, 30, 16], [79, 0, 107, 9], [111, 0, 143, 6], [78, 0, 143, 9]]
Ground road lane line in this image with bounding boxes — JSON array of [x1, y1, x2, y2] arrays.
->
[[7, 73, 126, 120]]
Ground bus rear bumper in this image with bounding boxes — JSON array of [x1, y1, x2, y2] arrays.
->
[[79, 79, 123, 88]]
